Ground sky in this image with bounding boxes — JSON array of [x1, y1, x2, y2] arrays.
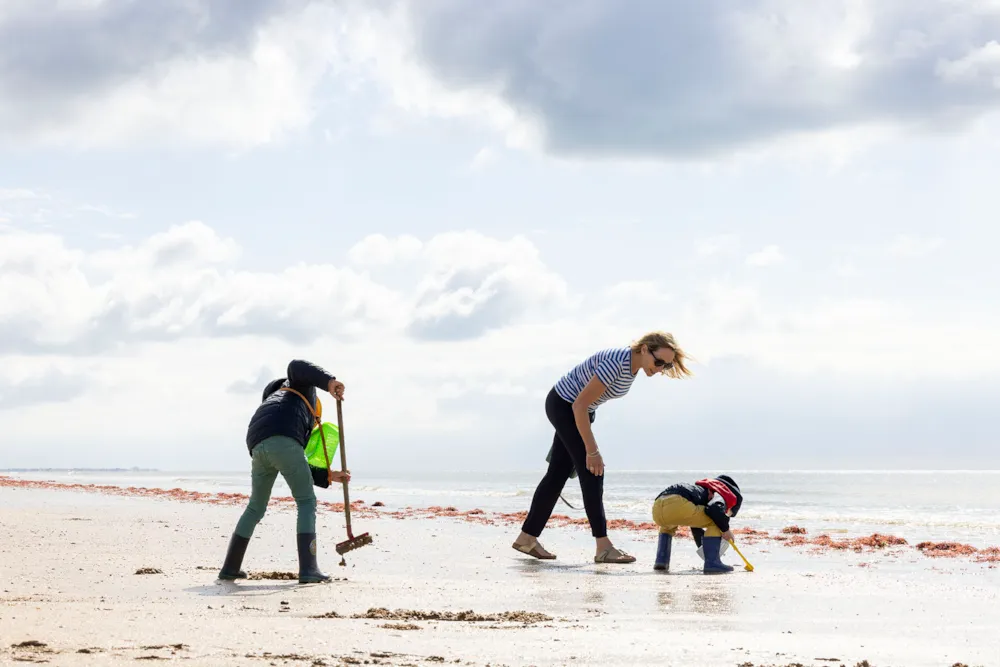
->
[[1, 0, 998, 473]]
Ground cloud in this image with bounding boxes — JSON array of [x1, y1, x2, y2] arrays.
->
[[696, 234, 740, 258], [834, 258, 862, 278], [90, 220, 242, 269], [368, 0, 1000, 159], [0, 224, 569, 354], [935, 40, 1000, 86], [0, 188, 46, 201], [227, 366, 279, 395], [78, 204, 136, 220], [0, 368, 88, 411], [346, 232, 569, 349], [746, 245, 785, 267], [351, 231, 571, 341], [347, 233, 423, 267], [888, 234, 944, 258], [10, 2, 999, 157], [1, 220, 999, 468], [0, 0, 347, 148], [4, 219, 998, 381], [470, 147, 498, 170], [0, 222, 400, 353]]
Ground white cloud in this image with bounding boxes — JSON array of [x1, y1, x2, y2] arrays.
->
[[5, 2, 1000, 158], [349, 0, 1000, 160], [58, 8, 336, 148], [0, 1, 348, 149], [888, 235, 945, 258], [336, 2, 540, 151], [1, 220, 999, 468], [0, 224, 573, 355], [78, 204, 135, 220], [746, 245, 785, 267], [936, 41, 1000, 87], [0, 368, 89, 411], [696, 234, 740, 258], [834, 258, 862, 278], [3, 221, 993, 378], [0, 222, 401, 352], [347, 233, 423, 267], [470, 147, 497, 170], [0, 188, 45, 201]]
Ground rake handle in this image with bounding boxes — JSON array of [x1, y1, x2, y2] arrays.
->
[[336, 398, 353, 540]]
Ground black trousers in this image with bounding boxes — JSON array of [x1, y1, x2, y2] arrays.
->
[[521, 388, 607, 538]]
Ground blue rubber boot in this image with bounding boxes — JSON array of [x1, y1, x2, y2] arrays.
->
[[702, 536, 734, 574], [653, 533, 672, 571]]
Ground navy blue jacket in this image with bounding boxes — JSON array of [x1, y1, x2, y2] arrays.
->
[[245, 360, 336, 454]]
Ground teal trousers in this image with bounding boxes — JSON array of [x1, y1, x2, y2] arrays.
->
[[235, 435, 317, 537]]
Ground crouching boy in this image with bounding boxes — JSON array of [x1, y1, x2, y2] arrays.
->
[[651, 475, 743, 574]]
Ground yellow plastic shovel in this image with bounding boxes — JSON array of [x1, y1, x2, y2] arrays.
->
[[727, 539, 755, 572]]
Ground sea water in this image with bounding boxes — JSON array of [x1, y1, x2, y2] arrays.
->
[[4, 468, 999, 548]]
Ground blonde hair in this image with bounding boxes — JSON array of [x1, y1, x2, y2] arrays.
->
[[631, 331, 693, 378]]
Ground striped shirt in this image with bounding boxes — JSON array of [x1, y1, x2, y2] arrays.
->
[[553, 347, 637, 413]]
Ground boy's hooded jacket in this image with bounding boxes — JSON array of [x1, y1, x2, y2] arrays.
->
[[244, 359, 336, 455], [656, 475, 743, 533]]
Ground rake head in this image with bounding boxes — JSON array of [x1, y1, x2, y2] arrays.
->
[[335, 532, 373, 555]]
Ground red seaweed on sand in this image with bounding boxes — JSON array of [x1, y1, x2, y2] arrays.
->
[[807, 533, 907, 553], [916, 542, 979, 558], [4, 475, 997, 566], [733, 527, 771, 544], [974, 547, 1000, 563], [0, 475, 379, 517]]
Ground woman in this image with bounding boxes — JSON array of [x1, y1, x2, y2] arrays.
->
[[513, 331, 691, 564], [217, 359, 350, 584]]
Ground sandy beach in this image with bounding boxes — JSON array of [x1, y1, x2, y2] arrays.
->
[[1, 479, 998, 667]]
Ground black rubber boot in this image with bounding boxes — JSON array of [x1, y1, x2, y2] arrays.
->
[[653, 533, 672, 571], [218, 533, 250, 580], [702, 536, 735, 574], [297, 533, 332, 584]]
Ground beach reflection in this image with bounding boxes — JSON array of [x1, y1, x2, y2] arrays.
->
[[506, 556, 739, 620], [653, 581, 736, 617], [689, 585, 735, 615]]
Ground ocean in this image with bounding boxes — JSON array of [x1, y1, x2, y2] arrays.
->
[[4, 468, 999, 548]]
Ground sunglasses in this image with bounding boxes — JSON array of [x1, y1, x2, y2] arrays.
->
[[650, 349, 673, 370]]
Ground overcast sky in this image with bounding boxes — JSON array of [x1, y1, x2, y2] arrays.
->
[[1, 0, 998, 473]]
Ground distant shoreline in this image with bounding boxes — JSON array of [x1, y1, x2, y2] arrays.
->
[[0, 468, 161, 473]]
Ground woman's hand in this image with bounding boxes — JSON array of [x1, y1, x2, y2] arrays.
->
[[722, 530, 734, 543], [586, 450, 604, 477], [331, 470, 351, 483], [328, 379, 345, 400]]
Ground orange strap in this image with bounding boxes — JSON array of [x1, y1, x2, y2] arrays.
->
[[277, 387, 332, 485]]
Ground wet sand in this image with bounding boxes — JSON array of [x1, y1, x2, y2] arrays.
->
[[1, 481, 998, 666]]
